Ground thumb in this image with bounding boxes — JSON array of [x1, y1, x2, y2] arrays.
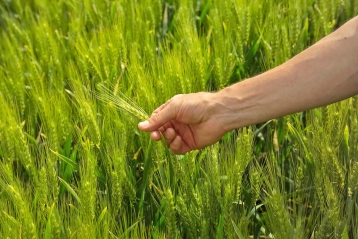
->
[[138, 101, 177, 132]]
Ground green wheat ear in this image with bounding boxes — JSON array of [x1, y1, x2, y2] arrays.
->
[[93, 84, 149, 121]]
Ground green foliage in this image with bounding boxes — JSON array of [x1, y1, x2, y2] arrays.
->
[[0, 0, 358, 238]]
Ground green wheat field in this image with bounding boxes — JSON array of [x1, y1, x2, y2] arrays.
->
[[1, 0, 358, 238]]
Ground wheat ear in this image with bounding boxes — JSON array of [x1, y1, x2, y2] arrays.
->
[[93, 84, 149, 121]]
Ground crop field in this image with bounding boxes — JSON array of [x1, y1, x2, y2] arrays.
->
[[1, 0, 358, 238]]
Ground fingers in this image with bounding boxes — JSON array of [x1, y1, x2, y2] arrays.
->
[[163, 128, 176, 145], [149, 124, 171, 141], [152, 99, 172, 114], [151, 127, 176, 144], [150, 131, 161, 141], [152, 127, 182, 154], [137, 94, 188, 154], [170, 135, 182, 154], [138, 95, 181, 132], [151, 127, 191, 155]]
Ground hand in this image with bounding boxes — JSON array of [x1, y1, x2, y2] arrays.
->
[[138, 92, 227, 154]]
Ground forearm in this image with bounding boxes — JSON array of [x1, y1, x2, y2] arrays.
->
[[216, 16, 358, 131]]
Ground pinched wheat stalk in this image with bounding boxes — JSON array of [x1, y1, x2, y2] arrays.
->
[[92, 84, 149, 121]]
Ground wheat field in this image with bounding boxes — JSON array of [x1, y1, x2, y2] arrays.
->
[[1, 0, 358, 238]]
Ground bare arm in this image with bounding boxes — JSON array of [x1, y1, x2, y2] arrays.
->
[[215, 16, 358, 131], [139, 16, 358, 154]]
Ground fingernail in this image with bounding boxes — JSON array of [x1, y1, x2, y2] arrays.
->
[[138, 120, 149, 128]]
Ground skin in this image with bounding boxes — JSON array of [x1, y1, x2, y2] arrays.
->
[[138, 16, 358, 155]]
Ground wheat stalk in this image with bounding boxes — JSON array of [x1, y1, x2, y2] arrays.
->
[[93, 84, 149, 121]]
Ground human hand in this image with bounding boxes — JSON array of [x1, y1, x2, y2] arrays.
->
[[138, 92, 227, 154]]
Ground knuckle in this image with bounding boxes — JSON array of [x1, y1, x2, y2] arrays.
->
[[158, 127, 165, 133], [172, 94, 183, 101], [151, 113, 161, 123]]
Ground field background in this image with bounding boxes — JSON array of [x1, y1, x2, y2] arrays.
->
[[1, 0, 358, 238]]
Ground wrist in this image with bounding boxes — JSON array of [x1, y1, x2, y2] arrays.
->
[[212, 78, 273, 131], [211, 85, 250, 132]]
